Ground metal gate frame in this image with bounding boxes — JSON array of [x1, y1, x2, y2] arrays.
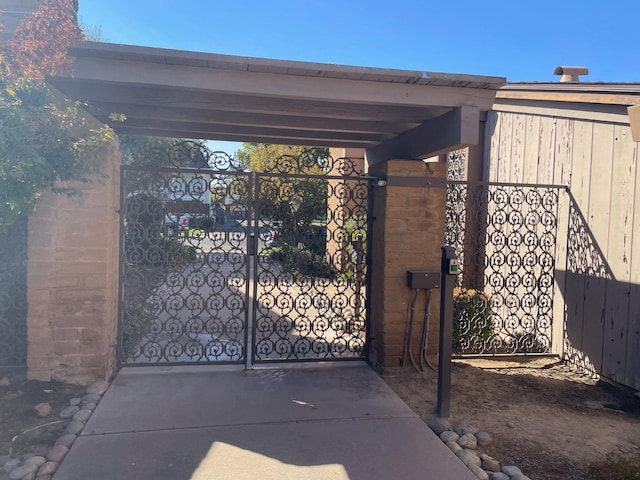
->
[[116, 142, 375, 367]]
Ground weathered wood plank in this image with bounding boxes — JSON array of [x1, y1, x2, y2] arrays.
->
[[563, 120, 594, 367], [602, 124, 636, 383], [626, 136, 640, 390], [497, 113, 513, 182], [522, 115, 541, 184], [537, 117, 557, 184], [483, 111, 501, 182], [493, 100, 630, 125], [493, 113, 514, 324], [510, 114, 526, 183], [496, 89, 640, 107], [582, 122, 615, 374], [551, 119, 573, 356]]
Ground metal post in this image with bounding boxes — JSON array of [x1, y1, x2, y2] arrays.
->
[[350, 234, 364, 334], [437, 245, 457, 417]]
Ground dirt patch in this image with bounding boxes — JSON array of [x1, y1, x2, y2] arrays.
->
[[383, 357, 640, 480], [0, 370, 85, 468]]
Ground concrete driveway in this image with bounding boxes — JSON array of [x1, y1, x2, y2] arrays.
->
[[52, 364, 476, 480]]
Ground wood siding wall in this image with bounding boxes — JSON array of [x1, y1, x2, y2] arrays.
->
[[484, 109, 640, 390]]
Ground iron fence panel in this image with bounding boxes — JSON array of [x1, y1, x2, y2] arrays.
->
[[445, 181, 564, 355]]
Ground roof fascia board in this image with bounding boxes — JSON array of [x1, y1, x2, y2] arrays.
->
[[64, 55, 499, 110]]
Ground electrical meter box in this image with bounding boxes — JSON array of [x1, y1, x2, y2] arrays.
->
[[407, 271, 440, 289]]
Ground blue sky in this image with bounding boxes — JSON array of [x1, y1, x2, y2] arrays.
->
[[78, 0, 639, 152], [79, 0, 639, 82]]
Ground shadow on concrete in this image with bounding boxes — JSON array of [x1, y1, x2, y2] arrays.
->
[[52, 366, 476, 480]]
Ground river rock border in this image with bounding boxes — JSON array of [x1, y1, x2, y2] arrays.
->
[[3, 380, 110, 480], [427, 417, 532, 480]]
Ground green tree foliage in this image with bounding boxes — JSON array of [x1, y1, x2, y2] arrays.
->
[[0, 0, 114, 233], [119, 135, 184, 166], [237, 143, 329, 246]]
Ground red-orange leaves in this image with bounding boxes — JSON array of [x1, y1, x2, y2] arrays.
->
[[3, 0, 82, 82]]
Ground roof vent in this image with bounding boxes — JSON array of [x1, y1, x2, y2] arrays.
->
[[553, 66, 589, 83]]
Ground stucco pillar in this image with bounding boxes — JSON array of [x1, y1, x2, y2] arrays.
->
[[367, 159, 447, 371], [26, 140, 120, 384]]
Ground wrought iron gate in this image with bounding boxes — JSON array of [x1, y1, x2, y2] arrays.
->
[[118, 142, 371, 366], [445, 180, 565, 356]]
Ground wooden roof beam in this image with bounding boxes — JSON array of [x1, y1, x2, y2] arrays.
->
[[112, 126, 375, 149], [88, 102, 416, 135], [96, 116, 386, 143], [365, 105, 480, 166]]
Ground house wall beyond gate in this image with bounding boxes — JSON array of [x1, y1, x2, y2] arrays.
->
[[485, 96, 640, 391]]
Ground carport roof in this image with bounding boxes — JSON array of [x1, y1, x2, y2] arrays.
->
[[50, 42, 505, 159]]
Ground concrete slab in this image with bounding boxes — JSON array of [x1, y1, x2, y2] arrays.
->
[[53, 364, 477, 480], [82, 364, 414, 435]]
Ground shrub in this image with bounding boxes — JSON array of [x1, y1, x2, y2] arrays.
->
[[164, 238, 197, 269], [189, 216, 215, 232], [453, 288, 494, 354], [588, 452, 640, 480], [122, 300, 154, 358], [268, 244, 336, 278]]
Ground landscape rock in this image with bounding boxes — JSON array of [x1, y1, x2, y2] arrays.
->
[[458, 433, 478, 449], [469, 464, 489, 480], [4, 458, 21, 472], [33, 403, 52, 418], [511, 475, 531, 480], [0, 376, 10, 386], [54, 434, 77, 448], [58, 406, 79, 419], [446, 440, 462, 453], [82, 402, 97, 412], [439, 430, 459, 443], [506, 421, 516, 429], [37, 462, 58, 476], [502, 465, 523, 477], [8, 463, 38, 480], [427, 417, 452, 435], [86, 380, 109, 396], [46, 445, 68, 463], [488, 473, 510, 480], [454, 424, 479, 436], [81, 394, 101, 404], [65, 420, 85, 435], [480, 453, 500, 472], [456, 448, 482, 468], [24, 457, 46, 468], [68, 398, 81, 406], [475, 431, 492, 447], [72, 409, 92, 423], [35, 476, 52, 480]]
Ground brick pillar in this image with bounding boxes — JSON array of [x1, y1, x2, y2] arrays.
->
[[26, 140, 120, 384], [327, 148, 366, 271], [368, 159, 446, 371]]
